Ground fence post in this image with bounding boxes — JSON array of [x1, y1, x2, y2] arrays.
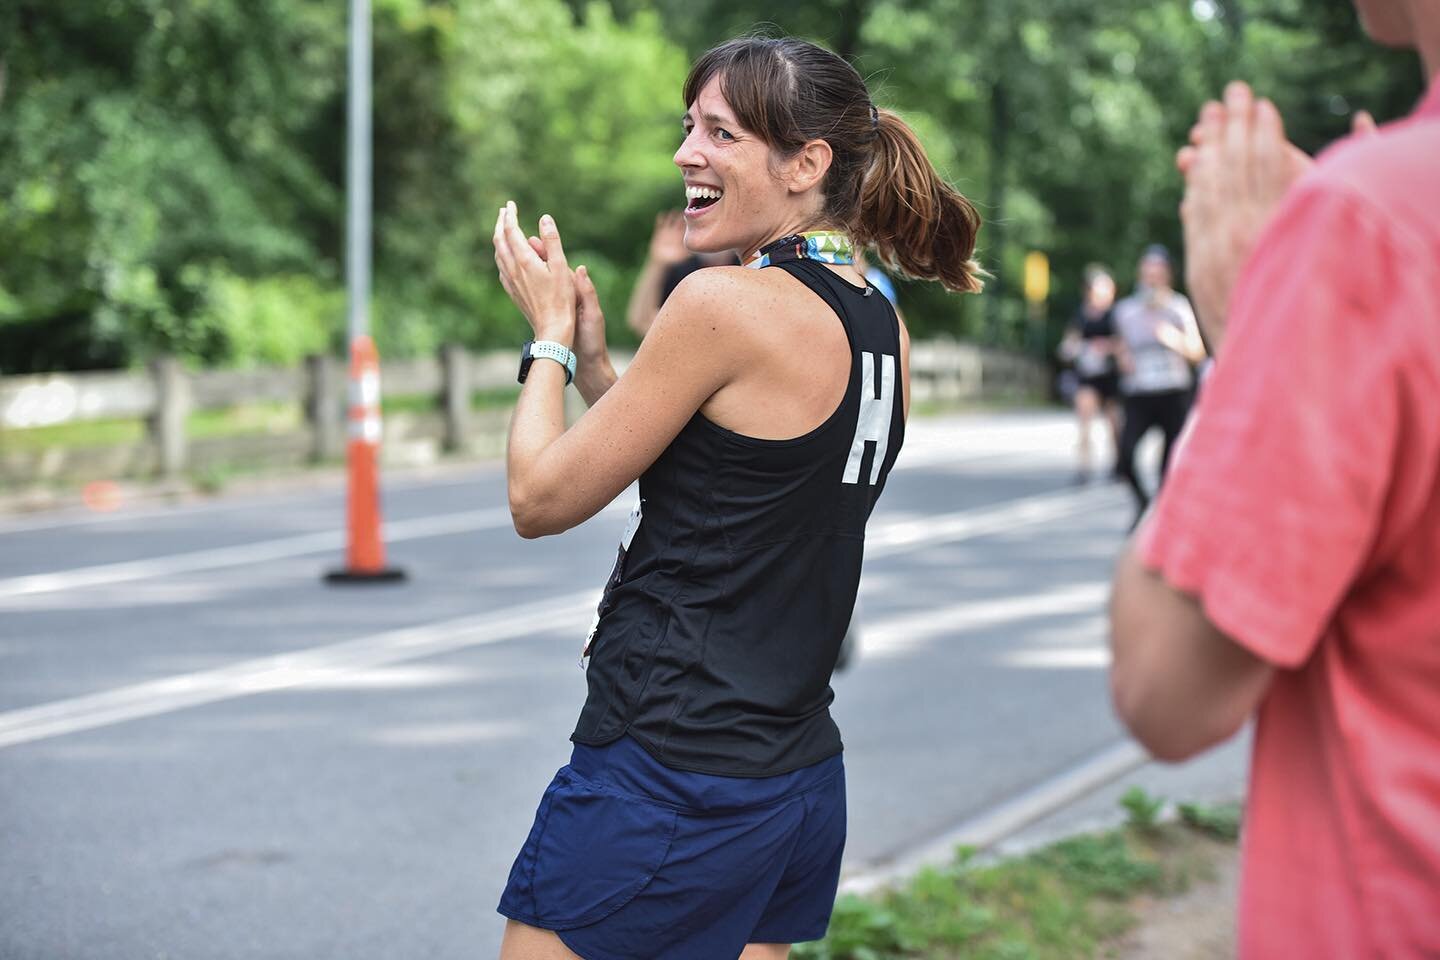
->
[[0, 372, 7, 488], [440, 344, 471, 453], [306, 353, 344, 462], [961, 345, 984, 401], [148, 355, 189, 477]]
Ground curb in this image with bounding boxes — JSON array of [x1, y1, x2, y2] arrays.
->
[[841, 739, 1150, 895]]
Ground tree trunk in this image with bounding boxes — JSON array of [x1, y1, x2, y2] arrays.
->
[[985, 77, 1010, 344], [833, 0, 870, 61]]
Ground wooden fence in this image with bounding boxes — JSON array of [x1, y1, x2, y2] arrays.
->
[[0, 342, 1046, 486]]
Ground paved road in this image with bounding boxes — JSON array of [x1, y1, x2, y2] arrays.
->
[[0, 411, 1245, 959]]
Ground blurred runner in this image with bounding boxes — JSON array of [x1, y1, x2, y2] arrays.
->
[[1111, 246, 1206, 523], [1057, 264, 1121, 484]]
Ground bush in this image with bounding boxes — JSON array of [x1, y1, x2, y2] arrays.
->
[[191, 269, 344, 367]]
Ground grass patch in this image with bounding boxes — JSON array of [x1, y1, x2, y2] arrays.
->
[[910, 393, 1053, 418], [1177, 801, 1243, 842], [796, 813, 1236, 960], [1, 417, 147, 451], [1119, 787, 1165, 831], [2, 402, 300, 452], [382, 387, 520, 415], [7, 383, 1030, 455], [188, 401, 302, 439], [470, 386, 522, 410], [2, 388, 523, 454]]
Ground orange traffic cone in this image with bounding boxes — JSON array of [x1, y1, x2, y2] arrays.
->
[[326, 335, 406, 584]]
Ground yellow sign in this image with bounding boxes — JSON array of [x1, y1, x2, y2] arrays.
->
[[1023, 251, 1050, 304]]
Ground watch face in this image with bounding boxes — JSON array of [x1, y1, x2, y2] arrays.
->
[[517, 340, 535, 384]]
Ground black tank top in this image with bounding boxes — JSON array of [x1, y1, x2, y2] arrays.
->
[[572, 258, 906, 777]]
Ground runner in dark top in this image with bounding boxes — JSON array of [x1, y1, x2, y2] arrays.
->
[[1058, 264, 1122, 482], [490, 35, 983, 960]]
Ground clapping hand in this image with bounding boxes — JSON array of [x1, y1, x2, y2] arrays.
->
[[647, 211, 690, 267], [497, 202, 610, 376], [1175, 82, 1376, 356], [492, 201, 576, 345]]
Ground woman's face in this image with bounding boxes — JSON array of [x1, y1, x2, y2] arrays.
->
[[1088, 274, 1116, 308], [674, 76, 794, 259], [1138, 256, 1172, 291]]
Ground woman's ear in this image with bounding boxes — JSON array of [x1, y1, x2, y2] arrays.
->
[[786, 139, 834, 194]]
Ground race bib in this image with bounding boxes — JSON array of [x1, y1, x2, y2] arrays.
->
[[1076, 343, 1108, 378], [1130, 346, 1184, 392]]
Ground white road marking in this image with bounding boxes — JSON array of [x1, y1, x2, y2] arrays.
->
[[0, 485, 1126, 750], [861, 581, 1109, 658], [0, 588, 599, 749], [867, 487, 1121, 559], [0, 483, 1119, 602], [0, 507, 510, 599], [0, 468, 499, 535], [0, 418, 1061, 536], [998, 647, 1111, 669]]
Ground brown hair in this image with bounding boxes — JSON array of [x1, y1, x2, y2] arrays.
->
[[683, 36, 983, 294]]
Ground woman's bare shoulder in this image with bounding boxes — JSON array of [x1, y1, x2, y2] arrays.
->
[[653, 266, 797, 342]]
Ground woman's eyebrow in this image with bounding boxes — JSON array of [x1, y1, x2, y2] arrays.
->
[[680, 110, 737, 127]]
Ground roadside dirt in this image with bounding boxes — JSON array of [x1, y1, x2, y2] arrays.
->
[[1112, 838, 1239, 959]]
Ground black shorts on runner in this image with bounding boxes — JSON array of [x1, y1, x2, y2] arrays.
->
[[1078, 372, 1120, 402]]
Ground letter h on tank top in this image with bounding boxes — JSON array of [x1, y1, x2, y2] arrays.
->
[[843, 352, 895, 485]]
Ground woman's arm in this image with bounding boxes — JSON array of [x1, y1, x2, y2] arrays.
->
[[1156, 296, 1208, 364], [625, 258, 670, 339], [1057, 324, 1082, 363], [494, 204, 747, 537], [509, 271, 746, 537], [625, 212, 689, 338]]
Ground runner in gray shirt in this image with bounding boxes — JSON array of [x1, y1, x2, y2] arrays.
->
[[1112, 245, 1207, 525]]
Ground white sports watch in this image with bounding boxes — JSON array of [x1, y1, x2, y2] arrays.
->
[[517, 340, 577, 385]]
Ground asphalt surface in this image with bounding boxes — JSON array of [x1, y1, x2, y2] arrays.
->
[[0, 411, 1247, 959]]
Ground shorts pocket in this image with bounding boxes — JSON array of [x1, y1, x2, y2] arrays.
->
[[521, 768, 679, 929]]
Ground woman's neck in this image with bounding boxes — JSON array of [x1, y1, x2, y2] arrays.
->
[[743, 217, 842, 263]]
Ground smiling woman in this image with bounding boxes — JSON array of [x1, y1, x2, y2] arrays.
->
[[490, 33, 983, 960]]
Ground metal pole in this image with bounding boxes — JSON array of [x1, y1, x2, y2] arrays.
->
[[347, 0, 371, 343], [327, 0, 403, 584]]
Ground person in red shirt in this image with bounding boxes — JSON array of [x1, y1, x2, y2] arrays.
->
[[1109, 1, 1440, 956]]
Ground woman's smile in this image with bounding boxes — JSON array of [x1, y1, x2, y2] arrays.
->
[[684, 183, 724, 219]]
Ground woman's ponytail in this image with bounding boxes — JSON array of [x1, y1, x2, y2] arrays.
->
[[856, 109, 984, 295]]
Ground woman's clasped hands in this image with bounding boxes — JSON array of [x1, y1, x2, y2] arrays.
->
[[492, 201, 577, 345], [492, 201, 610, 381]]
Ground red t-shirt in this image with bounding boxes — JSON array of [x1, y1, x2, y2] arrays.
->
[[1139, 80, 1440, 957]]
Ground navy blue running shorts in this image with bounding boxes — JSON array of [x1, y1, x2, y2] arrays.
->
[[497, 734, 846, 960]]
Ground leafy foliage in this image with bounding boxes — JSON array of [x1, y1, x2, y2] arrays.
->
[[0, 0, 1425, 372], [793, 828, 1177, 960], [1179, 800, 1244, 841], [1120, 786, 1167, 830]]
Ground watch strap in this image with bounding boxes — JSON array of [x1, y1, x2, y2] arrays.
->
[[520, 339, 577, 385]]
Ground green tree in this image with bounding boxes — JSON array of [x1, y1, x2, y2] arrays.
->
[[370, 0, 689, 358], [0, 1, 345, 372], [0, 0, 1424, 373]]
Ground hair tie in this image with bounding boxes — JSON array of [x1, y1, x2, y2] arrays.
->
[[870, 104, 879, 130]]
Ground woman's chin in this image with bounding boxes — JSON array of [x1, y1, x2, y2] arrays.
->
[[682, 225, 730, 256]]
